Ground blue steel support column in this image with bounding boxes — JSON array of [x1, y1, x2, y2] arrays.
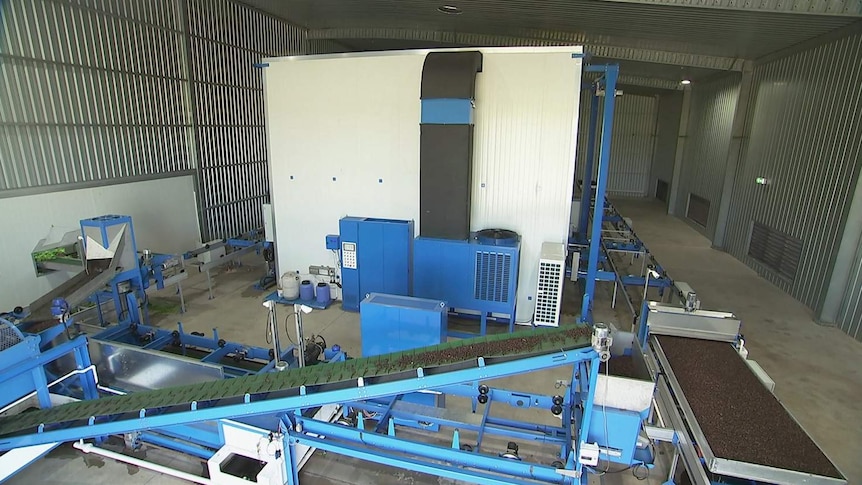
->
[[281, 420, 299, 485], [32, 368, 51, 409], [577, 356, 601, 483], [580, 65, 619, 324], [578, 85, 600, 238]]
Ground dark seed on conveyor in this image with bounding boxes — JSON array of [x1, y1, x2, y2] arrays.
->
[[0, 326, 594, 438], [598, 356, 639, 379], [657, 335, 841, 479]]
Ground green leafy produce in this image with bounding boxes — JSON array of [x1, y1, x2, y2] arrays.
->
[[33, 248, 67, 262]]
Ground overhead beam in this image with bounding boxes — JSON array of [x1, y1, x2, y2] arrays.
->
[[586, 72, 684, 91], [306, 28, 744, 71], [594, 0, 862, 16]]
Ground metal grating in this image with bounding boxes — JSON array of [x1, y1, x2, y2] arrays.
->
[[686, 193, 710, 228], [747, 221, 803, 282], [0, 320, 24, 351], [474, 252, 511, 303]]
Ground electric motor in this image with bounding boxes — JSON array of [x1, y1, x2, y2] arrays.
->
[[591, 322, 613, 362]]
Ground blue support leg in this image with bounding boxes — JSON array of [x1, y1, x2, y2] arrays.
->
[[32, 368, 51, 409]]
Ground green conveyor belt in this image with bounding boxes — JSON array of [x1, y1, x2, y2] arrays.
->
[[0, 325, 593, 438]]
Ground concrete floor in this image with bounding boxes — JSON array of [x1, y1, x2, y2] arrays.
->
[[9, 198, 862, 484]]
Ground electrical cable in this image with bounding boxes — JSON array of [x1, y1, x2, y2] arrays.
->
[[265, 314, 272, 345], [283, 313, 297, 345], [603, 359, 611, 474]]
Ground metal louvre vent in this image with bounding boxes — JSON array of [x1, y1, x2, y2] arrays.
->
[[686, 193, 710, 228], [535, 262, 564, 325], [656, 179, 669, 202], [474, 252, 511, 302], [748, 222, 803, 282], [535, 243, 567, 327]]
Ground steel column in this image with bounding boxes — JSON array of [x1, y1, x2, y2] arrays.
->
[[667, 88, 692, 216], [820, 166, 862, 324], [578, 85, 601, 238], [581, 65, 619, 323], [712, 62, 754, 249]]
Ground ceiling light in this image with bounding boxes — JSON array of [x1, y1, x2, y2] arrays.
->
[[680, 79, 692, 85], [437, 5, 463, 14]]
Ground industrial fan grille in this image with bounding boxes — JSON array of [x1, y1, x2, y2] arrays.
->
[[474, 252, 511, 303], [534, 243, 566, 327]]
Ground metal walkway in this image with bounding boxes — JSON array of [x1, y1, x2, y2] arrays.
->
[[0, 325, 594, 451]]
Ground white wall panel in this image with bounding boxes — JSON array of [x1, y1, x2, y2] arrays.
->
[[470, 50, 581, 319], [264, 55, 424, 279], [264, 48, 582, 320], [0, 176, 201, 310]]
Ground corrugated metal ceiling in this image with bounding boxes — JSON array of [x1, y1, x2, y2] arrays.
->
[[242, 0, 859, 59]]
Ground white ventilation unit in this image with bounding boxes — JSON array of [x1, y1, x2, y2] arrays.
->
[[534, 242, 567, 327]]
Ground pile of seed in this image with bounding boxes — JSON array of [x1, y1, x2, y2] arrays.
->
[[658, 335, 841, 479]]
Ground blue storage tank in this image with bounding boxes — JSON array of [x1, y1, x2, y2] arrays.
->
[[339, 217, 413, 312]]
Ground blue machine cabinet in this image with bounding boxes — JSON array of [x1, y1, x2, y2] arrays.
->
[[339, 217, 413, 312], [360, 293, 447, 357], [413, 235, 519, 337], [360, 293, 447, 413]]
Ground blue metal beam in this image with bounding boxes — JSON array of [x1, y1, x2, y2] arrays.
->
[[578, 85, 600, 238], [581, 65, 619, 323], [293, 417, 576, 484]]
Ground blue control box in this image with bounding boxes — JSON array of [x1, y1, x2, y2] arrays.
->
[[325, 234, 340, 250]]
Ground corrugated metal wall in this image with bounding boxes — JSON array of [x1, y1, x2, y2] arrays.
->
[[725, 33, 862, 313], [1, 0, 319, 240], [186, 0, 306, 240], [649, 92, 683, 200], [306, 39, 349, 55], [575, 92, 658, 197], [676, 73, 740, 238], [837, 239, 862, 341], [0, 0, 194, 191]]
